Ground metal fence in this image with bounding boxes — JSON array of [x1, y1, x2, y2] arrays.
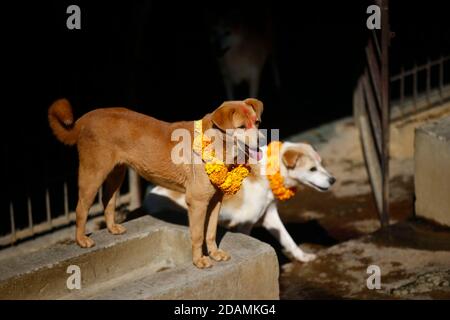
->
[[353, 0, 391, 228], [1, 169, 141, 247], [354, 54, 450, 229], [354, 0, 450, 229], [390, 56, 450, 119]]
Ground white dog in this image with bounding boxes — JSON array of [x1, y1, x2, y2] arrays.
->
[[147, 141, 335, 262]]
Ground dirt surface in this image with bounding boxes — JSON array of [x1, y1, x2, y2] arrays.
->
[[276, 107, 450, 299], [280, 221, 450, 299]]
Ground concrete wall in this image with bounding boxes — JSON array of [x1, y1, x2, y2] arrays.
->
[[415, 116, 450, 227], [390, 104, 450, 160]]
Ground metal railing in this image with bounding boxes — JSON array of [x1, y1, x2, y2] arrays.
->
[[390, 56, 450, 119], [1, 169, 141, 247], [354, 1, 450, 229]]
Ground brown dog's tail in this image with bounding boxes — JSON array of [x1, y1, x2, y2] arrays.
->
[[48, 98, 79, 146]]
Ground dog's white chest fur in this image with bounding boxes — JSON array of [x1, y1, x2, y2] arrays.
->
[[220, 174, 273, 227]]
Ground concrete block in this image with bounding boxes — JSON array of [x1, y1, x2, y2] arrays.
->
[[390, 104, 450, 159], [415, 116, 450, 227], [0, 216, 279, 300]]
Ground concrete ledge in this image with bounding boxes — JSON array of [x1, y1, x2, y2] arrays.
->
[[415, 116, 450, 227], [0, 216, 279, 300]]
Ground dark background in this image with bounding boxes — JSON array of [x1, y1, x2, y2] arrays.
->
[[2, 0, 449, 236]]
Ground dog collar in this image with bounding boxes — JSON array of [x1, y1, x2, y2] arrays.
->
[[266, 141, 297, 201]]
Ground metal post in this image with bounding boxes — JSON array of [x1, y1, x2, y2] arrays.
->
[[400, 65, 405, 115], [98, 185, 103, 208], [413, 63, 418, 111], [439, 56, 444, 104], [27, 196, 34, 234], [380, 0, 390, 228], [9, 202, 16, 244], [426, 58, 431, 105], [64, 182, 69, 222], [46, 189, 52, 228], [128, 168, 142, 210]]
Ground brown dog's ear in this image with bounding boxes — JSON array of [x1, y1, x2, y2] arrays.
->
[[211, 102, 237, 130], [282, 149, 300, 169], [244, 98, 263, 119]]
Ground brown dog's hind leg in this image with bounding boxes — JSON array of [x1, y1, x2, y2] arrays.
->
[[75, 163, 110, 248], [102, 165, 127, 235], [206, 194, 230, 262]]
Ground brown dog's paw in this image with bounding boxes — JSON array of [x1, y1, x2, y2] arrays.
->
[[108, 224, 127, 235], [76, 235, 95, 248], [193, 256, 213, 269], [209, 249, 231, 262]]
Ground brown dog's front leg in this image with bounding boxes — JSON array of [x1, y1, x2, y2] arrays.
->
[[187, 198, 212, 269], [206, 194, 230, 262]]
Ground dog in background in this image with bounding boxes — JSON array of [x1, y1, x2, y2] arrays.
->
[[206, 4, 280, 99], [148, 141, 335, 262], [48, 98, 263, 268]]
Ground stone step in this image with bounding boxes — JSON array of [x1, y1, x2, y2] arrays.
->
[[0, 216, 279, 300]]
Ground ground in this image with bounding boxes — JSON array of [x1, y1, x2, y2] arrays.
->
[[274, 105, 450, 299]]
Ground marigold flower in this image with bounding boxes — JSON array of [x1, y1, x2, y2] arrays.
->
[[194, 120, 250, 195], [266, 141, 297, 201]]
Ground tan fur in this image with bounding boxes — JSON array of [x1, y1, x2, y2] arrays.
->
[[211, 98, 263, 130], [48, 99, 79, 145], [282, 149, 300, 169], [48, 98, 262, 269]]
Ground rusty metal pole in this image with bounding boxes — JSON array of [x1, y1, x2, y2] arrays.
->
[[380, 0, 390, 227]]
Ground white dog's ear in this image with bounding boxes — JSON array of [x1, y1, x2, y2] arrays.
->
[[282, 149, 300, 169]]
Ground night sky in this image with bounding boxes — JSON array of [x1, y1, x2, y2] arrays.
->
[[2, 0, 449, 236]]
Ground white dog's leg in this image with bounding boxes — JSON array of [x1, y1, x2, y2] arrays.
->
[[262, 202, 316, 262]]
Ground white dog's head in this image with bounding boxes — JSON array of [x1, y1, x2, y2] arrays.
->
[[280, 142, 335, 192]]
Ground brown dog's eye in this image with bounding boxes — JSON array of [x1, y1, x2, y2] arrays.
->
[[238, 125, 246, 129], [310, 167, 317, 172]]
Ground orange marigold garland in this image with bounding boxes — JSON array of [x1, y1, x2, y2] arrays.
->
[[193, 120, 250, 195], [266, 141, 297, 201]]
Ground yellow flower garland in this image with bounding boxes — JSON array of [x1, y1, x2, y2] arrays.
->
[[266, 141, 297, 201], [193, 120, 250, 195]]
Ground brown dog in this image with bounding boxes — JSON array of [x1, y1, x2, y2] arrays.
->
[[48, 98, 263, 268]]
